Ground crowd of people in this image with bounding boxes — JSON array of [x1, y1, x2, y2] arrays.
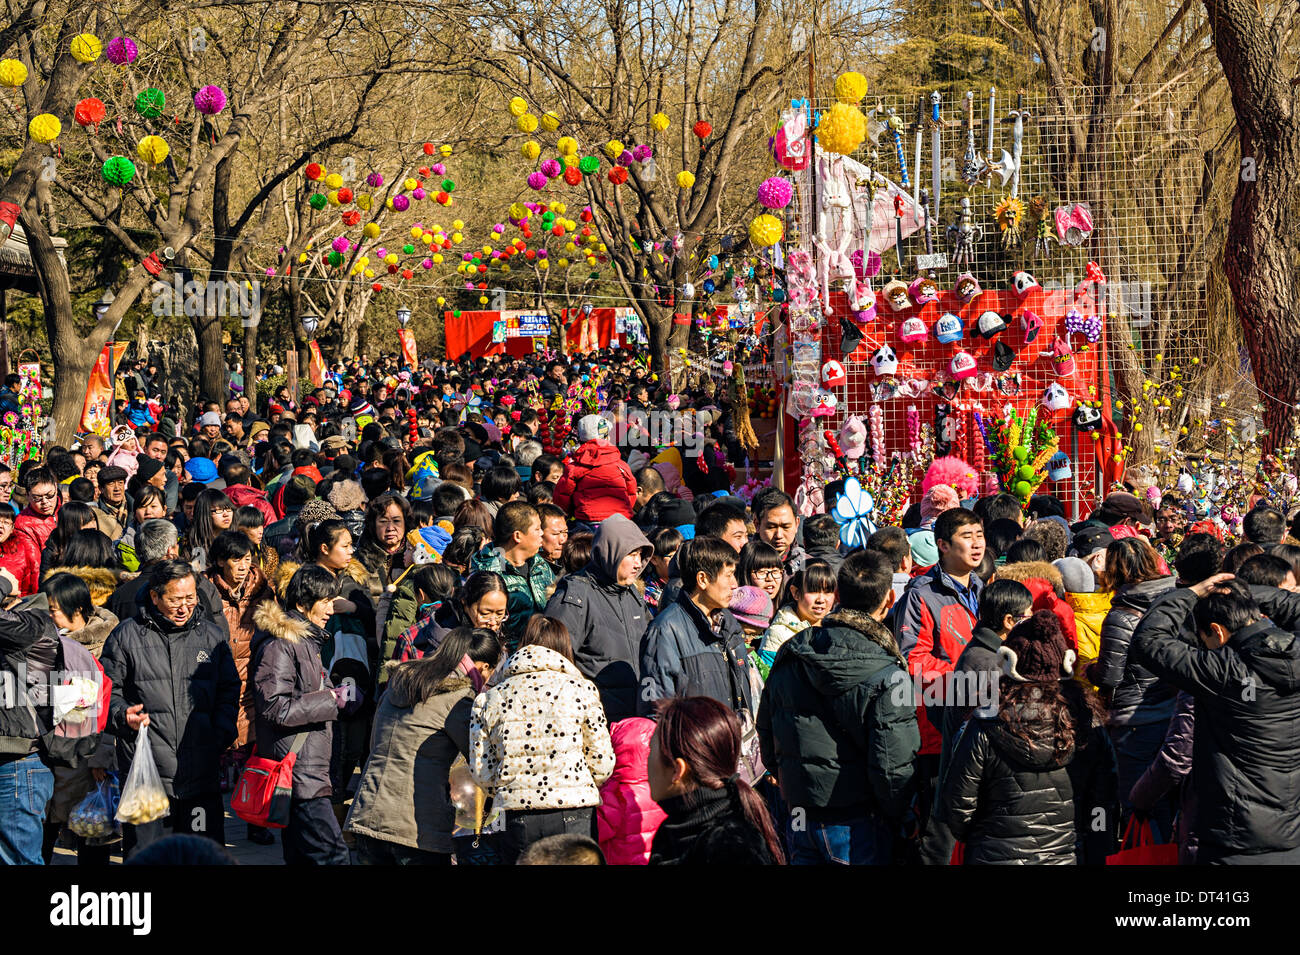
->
[[2, 344, 1299, 866]]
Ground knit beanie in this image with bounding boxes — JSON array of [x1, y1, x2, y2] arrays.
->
[[999, 610, 1075, 682], [577, 413, 612, 444], [135, 454, 164, 484], [296, 499, 340, 533], [1053, 556, 1096, 595], [729, 585, 774, 629]]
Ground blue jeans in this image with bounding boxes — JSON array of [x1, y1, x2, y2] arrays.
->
[[0, 753, 54, 865], [788, 813, 893, 865]]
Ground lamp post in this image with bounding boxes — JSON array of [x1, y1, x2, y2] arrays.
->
[[300, 313, 320, 339], [396, 307, 412, 327]]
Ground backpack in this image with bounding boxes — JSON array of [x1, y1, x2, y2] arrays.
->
[[40, 636, 112, 769]]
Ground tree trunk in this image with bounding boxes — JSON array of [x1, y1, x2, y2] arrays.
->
[[1204, 0, 1300, 453], [243, 299, 260, 408]]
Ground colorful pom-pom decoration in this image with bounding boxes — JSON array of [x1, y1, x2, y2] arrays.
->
[[692, 120, 712, 139], [0, 58, 29, 87], [540, 158, 561, 179], [557, 136, 578, 155], [327, 173, 346, 189], [308, 193, 327, 210], [331, 235, 350, 253], [541, 111, 560, 132], [651, 112, 670, 132], [305, 162, 324, 181], [71, 33, 102, 63], [363, 222, 380, 239], [27, 114, 61, 144], [834, 71, 868, 104], [392, 194, 410, 212], [517, 113, 539, 133], [527, 171, 548, 190], [100, 156, 137, 186], [605, 140, 624, 159], [818, 102, 866, 156], [74, 98, 106, 127], [521, 140, 541, 161], [136, 135, 169, 165], [106, 36, 138, 65], [563, 166, 582, 186], [194, 84, 226, 115], [578, 155, 600, 174], [135, 88, 166, 118], [608, 166, 628, 185], [632, 144, 653, 162], [757, 176, 793, 210], [676, 170, 695, 189], [337, 187, 353, 204], [412, 186, 426, 200], [748, 213, 784, 248], [365, 172, 383, 188], [508, 96, 527, 117]]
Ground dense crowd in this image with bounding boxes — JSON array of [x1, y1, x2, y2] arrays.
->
[[2, 346, 1298, 866]]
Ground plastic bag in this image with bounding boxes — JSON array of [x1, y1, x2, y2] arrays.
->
[[115, 724, 170, 825], [70, 777, 120, 842]]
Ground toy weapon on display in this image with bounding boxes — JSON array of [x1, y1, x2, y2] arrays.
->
[[961, 91, 983, 187], [987, 88, 1016, 188], [920, 189, 934, 256], [947, 196, 982, 269], [886, 109, 909, 190], [1008, 92, 1029, 199], [866, 100, 887, 149], [894, 193, 907, 270], [929, 91, 944, 225], [910, 97, 926, 202]]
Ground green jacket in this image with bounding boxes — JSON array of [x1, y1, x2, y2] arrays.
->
[[379, 576, 422, 686], [469, 545, 555, 652], [757, 608, 920, 820]]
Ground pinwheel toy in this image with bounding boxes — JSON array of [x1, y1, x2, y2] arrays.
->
[[832, 476, 878, 548]]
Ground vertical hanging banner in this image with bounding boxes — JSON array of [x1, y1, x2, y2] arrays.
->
[[307, 340, 326, 388], [397, 328, 418, 367], [80, 343, 117, 436]]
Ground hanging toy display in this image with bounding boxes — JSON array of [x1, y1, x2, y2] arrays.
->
[[886, 109, 909, 190], [960, 91, 983, 187], [946, 196, 982, 268], [977, 405, 1060, 506], [994, 194, 1025, 249], [1027, 195, 1053, 259]]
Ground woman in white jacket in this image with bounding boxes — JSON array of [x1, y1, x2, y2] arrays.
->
[[470, 615, 615, 863]]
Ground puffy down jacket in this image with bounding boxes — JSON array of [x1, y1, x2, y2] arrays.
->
[[553, 441, 637, 523], [1094, 576, 1177, 725], [597, 717, 667, 865]]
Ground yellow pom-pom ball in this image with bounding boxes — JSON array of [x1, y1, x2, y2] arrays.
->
[[439, 145, 453, 157], [651, 112, 670, 132], [410, 227, 423, 238], [605, 140, 624, 159], [384, 253, 398, 266], [327, 190, 341, 206], [834, 72, 868, 104], [0, 59, 28, 87], [508, 96, 527, 116], [364, 269, 374, 278], [818, 102, 867, 155], [554, 202, 566, 214], [1191, 357, 1200, 365], [517, 113, 538, 133], [436, 296, 445, 306], [432, 253, 442, 264], [325, 173, 343, 189], [538, 259, 549, 270], [749, 214, 784, 247], [558, 258, 569, 267], [452, 232, 463, 244], [509, 202, 528, 220], [356, 194, 372, 211], [422, 234, 433, 245], [452, 219, 464, 230], [357, 256, 369, 268], [479, 295, 489, 305], [27, 114, 61, 144], [403, 177, 418, 191], [522, 141, 541, 161], [136, 135, 169, 164], [71, 33, 102, 63], [541, 111, 560, 132], [557, 136, 578, 155], [677, 170, 695, 189], [298, 253, 308, 264]]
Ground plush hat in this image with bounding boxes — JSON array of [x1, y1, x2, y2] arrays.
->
[[821, 360, 847, 388], [185, 457, 218, 484], [198, 411, 222, 428], [1020, 310, 1043, 345], [871, 345, 898, 376], [909, 275, 939, 305], [882, 279, 910, 312], [296, 498, 340, 532], [999, 610, 1074, 682], [577, 413, 612, 443], [1042, 382, 1071, 411], [135, 454, 164, 484], [953, 272, 982, 302], [950, 350, 977, 380], [1053, 556, 1095, 594], [934, 312, 964, 343], [1047, 451, 1073, 481], [1011, 270, 1040, 299], [899, 316, 928, 343], [850, 280, 876, 321], [920, 484, 961, 525], [1073, 402, 1103, 432], [908, 529, 939, 568], [1070, 525, 1114, 557], [976, 311, 1007, 339], [1050, 336, 1075, 376], [991, 340, 1016, 372], [729, 585, 775, 629], [327, 479, 365, 513]]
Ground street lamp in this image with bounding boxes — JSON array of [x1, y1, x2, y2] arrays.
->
[[94, 288, 116, 323], [300, 313, 320, 338], [396, 307, 412, 327]]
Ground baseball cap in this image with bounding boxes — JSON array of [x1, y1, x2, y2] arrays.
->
[[1071, 525, 1115, 557]]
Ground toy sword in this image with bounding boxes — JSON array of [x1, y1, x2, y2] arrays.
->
[[930, 91, 943, 226], [910, 96, 926, 200]]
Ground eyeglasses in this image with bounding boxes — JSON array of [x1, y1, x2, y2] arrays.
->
[[29, 489, 58, 502], [212, 506, 233, 515], [753, 569, 784, 582]]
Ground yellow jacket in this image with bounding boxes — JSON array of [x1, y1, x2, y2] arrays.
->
[[1066, 590, 1112, 665]]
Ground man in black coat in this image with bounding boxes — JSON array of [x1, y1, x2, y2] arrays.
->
[[100, 560, 239, 859], [107, 519, 228, 635]]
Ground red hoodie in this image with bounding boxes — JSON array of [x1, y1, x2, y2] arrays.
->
[[553, 441, 636, 523]]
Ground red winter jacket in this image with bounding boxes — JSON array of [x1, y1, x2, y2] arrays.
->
[[15, 504, 59, 556], [226, 483, 277, 525], [0, 528, 41, 596], [993, 560, 1079, 651], [597, 717, 667, 865], [553, 441, 636, 523]]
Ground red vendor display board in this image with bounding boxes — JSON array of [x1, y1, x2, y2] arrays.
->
[[781, 280, 1123, 520], [444, 308, 700, 361]]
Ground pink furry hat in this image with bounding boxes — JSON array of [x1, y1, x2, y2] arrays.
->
[[921, 484, 961, 525], [922, 455, 980, 498]]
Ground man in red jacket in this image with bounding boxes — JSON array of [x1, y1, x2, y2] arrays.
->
[[554, 414, 636, 525], [14, 466, 60, 555]]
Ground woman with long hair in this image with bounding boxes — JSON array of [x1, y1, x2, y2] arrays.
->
[[42, 529, 125, 608], [346, 626, 502, 864], [186, 489, 235, 573], [738, 541, 785, 607], [938, 611, 1118, 864], [1090, 536, 1178, 837], [452, 498, 493, 540], [647, 696, 784, 865], [355, 492, 413, 596], [234, 504, 278, 582], [38, 501, 97, 576], [381, 563, 461, 679], [469, 615, 615, 863]]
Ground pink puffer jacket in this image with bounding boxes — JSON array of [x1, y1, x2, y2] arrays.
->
[[597, 717, 667, 865]]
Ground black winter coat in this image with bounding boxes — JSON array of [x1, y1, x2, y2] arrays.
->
[[638, 592, 754, 719], [757, 609, 919, 820], [107, 570, 229, 639], [1131, 588, 1300, 860], [1095, 576, 1177, 725], [648, 785, 777, 865], [249, 601, 338, 800], [99, 605, 240, 799], [0, 608, 58, 757], [939, 699, 1118, 864]]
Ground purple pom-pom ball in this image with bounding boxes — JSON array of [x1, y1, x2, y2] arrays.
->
[[194, 84, 226, 115], [106, 37, 138, 66], [392, 194, 409, 211]]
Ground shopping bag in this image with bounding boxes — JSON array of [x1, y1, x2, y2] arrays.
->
[[114, 724, 171, 825], [231, 736, 305, 830], [70, 777, 121, 844], [1106, 815, 1178, 865]]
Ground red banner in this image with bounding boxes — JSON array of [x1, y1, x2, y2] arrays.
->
[[80, 342, 126, 436], [307, 340, 326, 388], [398, 328, 418, 367]]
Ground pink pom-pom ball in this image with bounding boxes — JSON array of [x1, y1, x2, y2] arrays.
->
[[921, 455, 980, 498], [431, 163, 446, 175], [412, 187, 426, 200], [632, 144, 652, 162], [541, 159, 561, 178], [492, 224, 504, 234], [757, 176, 794, 210], [366, 172, 383, 188], [527, 171, 547, 190], [392, 194, 409, 211], [194, 84, 226, 115], [331, 236, 350, 253], [421, 258, 433, 268], [106, 37, 138, 65]]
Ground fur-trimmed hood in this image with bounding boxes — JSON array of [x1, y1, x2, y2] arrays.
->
[[72, 605, 120, 657], [253, 599, 317, 644], [383, 670, 472, 709], [995, 560, 1064, 593], [271, 558, 368, 599], [42, 565, 126, 607], [822, 609, 906, 665]]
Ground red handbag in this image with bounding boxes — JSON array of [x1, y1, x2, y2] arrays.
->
[[1107, 816, 1178, 865], [231, 733, 308, 830]]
